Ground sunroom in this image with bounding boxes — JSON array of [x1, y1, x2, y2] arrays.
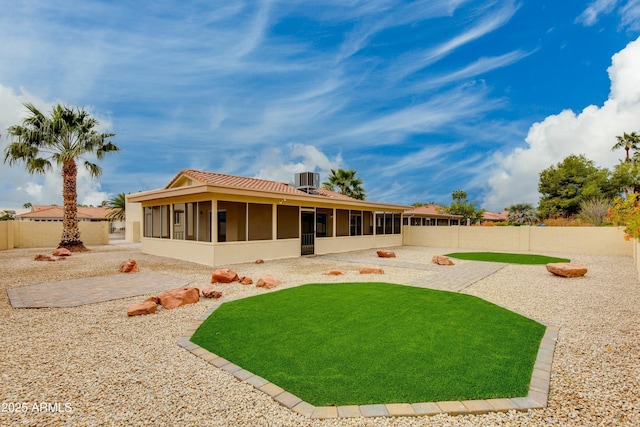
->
[[127, 170, 408, 266]]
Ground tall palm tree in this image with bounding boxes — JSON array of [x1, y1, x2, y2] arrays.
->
[[451, 189, 467, 205], [106, 192, 127, 221], [611, 131, 640, 162], [322, 168, 366, 200], [4, 103, 118, 251]]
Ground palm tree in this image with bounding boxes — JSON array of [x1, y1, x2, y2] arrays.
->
[[4, 103, 118, 251], [506, 203, 537, 225], [611, 131, 640, 162], [106, 193, 127, 221], [23, 202, 32, 209], [451, 189, 467, 205], [322, 168, 366, 200]]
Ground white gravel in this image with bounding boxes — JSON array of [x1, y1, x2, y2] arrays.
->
[[1, 245, 639, 426]]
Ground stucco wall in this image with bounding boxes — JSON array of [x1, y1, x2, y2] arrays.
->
[[315, 234, 402, 255], [403, 225, 633, 257], [0, 221, 110, 248], [125, 200, 143, 243]]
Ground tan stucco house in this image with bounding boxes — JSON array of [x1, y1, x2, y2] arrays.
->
[[127, 170, 409, 266], [402, 204, 462, 226]]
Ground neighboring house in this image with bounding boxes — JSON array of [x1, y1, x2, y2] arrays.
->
[[402, 204, 462, 226], [18, 205, 116, 222], [482, 210, 508, 223], [127, 170, 409, 266]]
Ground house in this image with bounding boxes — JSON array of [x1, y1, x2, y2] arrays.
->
[[18, 205, 115, 222], [402, 204, 462, 226], [126, 170, 409, 266], [482, 210, 508, 223]]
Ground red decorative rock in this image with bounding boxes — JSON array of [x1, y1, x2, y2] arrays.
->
[[359, 266, 384, 274], [201, 287, 223, 299], [256, 274, 282, 289], [211, 268, 239, 283], [323, 270, 344, 276], [53, 248, 72, 257], [377, 250, 396, 258], [127, 300, 157, 316], [432, 255, 455, 266], [255, 259, 264, 264], [546, 263, 587, 278], [119, 258, 139, 273], [239, 276, 253, 285], [156, 287, 200, 309], [35, 254, 56, 262]]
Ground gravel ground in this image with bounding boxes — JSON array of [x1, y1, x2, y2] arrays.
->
[[1, 245, 639, 426]]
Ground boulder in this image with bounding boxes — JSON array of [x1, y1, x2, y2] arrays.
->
[[359, 266, 384, 274], [239, 276, 253, 285], [35, 254, 56, 262], [156, 287, 200, 309], [255, 259, 265, 264], [377, 250, 396, 258], [256, 274, 282, 289], [53, 248, 72, 257], [432, 255, 455, 266], [127, 300, 158, 316], [546, 263, 587, 278], [211, 268, 239, 283], [119, 258, 139, 273], [201, 287, 223, 299], [323, 270, 344, 276]]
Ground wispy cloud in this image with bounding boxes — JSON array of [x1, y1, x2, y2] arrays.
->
[[576, 0, 619, 26]]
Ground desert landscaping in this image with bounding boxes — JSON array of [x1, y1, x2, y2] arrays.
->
[[1, 244, 640, 426]]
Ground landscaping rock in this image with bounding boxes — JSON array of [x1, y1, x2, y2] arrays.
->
[[546, 263, 588, 278], [359, 266, 384, 274], [211, 268, 239, 283], [119, 258, 139, 273], [432, 255, 455, 266], [201, 287, 223, 299], [239, 276, 253, 285], [256, 274, 282, 289], [255, 259, 264, 264], [156, 287, 200, 309], [35, 254, 56, 262], [377, 250, 396, 258], [53, 248, 72, 257], [323, 270, 344, 276], [127, 300, 157, 316]]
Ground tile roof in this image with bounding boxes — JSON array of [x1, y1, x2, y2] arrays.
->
[[169, 169, 360, 201], [482, 210, 508, 221], [403, 204, 462, 217], [19, 205, 115, 219]]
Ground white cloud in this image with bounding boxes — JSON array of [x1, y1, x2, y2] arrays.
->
[[483, 36, 640, 211], [576, 0, 619, 26], [254, 143, 343, 184]]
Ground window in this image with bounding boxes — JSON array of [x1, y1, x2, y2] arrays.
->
[[350, 210, 362, 236], [316, 208, 333, 237], [277, 205, 299, 239], [143, 205, 170, 238], [336, 209, 349, 237], [172, 201, 211, 242]]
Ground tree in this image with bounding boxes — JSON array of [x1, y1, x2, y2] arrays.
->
[[579, 197, 611, 226], [322, 168, 366, 200], [537, 155, 616, 219], [0, 210, 14, 221], [611, 131, 640, 162], [4, 103, 118, 250], [23, 202, 32, 209], [506, 203, 537, 225], [442, 190, 484, 224], [106, 193, 127, 221]]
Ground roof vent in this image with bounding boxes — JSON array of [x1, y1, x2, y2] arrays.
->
[[295, 172, 320, 193]]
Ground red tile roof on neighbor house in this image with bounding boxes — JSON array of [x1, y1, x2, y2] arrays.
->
[[19, 205, 115, 220], [403, 204, 462, 218], [168, 169, 358, 201], [482, 210, 508, 221]]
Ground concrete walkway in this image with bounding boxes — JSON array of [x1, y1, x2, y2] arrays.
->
[[7, 272, 192, 308], [318, 254, 507, 292]]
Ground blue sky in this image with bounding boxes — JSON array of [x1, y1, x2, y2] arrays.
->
[[1, 0, 640, 211]]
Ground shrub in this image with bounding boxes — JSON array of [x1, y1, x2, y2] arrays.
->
[[607, 193, 640, 240]]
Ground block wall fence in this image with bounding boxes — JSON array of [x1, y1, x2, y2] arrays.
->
[[0, 221, 109, 249]]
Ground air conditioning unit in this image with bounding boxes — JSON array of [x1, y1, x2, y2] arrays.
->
[[295, 172, 320, 193]]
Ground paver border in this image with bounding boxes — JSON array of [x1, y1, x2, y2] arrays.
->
[[178, 299, 558, 419]]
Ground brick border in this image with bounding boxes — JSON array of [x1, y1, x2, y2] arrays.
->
[[178, 302, 557, 419]]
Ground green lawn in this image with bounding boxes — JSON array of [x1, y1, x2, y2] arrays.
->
[[445, 252, 570, 264], [191, 283, 546, 406]]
